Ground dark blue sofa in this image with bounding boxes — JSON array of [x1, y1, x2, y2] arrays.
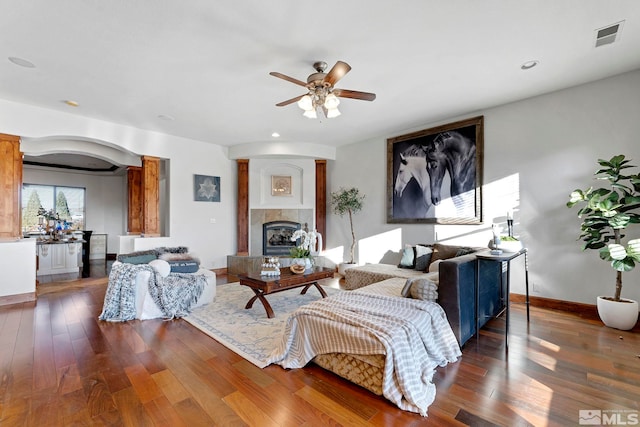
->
[[438, 252, 504, 346]]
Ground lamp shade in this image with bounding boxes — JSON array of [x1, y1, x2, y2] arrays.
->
[[303, 109, 317, 119], [326, 107, 341, 118], [324, 93, 340, 109], [297, 95, 313, 111]]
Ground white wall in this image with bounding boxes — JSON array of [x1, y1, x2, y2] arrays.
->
[[329, 69, 640, 306], [249, 158, 316, 209], [0, 240, 36, 298], [22, 167, 126, 254], [0, 99, 236, 271], [4, 69, 640, 305]]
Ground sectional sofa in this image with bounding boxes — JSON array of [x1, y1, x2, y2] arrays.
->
[[343, 243, 504, 346]]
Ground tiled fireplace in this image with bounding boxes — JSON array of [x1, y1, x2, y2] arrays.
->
[[249, 209, 313, 257], [227, 208, 315, 275], [262, 220, 301, 256]]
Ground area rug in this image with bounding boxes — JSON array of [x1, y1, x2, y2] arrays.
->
[[184, 282, 341, 368]]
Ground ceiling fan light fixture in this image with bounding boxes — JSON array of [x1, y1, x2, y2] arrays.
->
[[324, 93, 340, 109], [271, 60, 375, 119], [303, 109, 317, 119], [297, 95, 313, 111], [326, 107, 341, 118]]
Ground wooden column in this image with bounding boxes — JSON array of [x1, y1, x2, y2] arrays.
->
[[127, 166, 143, 234], [0, 134, 22, 240], [237, 159, 249, 255], [315, 160, 327, 250], [142, 156, 160, 236]]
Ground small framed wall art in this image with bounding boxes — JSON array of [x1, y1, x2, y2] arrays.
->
[[194, 174, 220, 202], [271, 175, 292, 196]]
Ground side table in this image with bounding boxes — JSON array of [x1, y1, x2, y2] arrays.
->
[[475, 248, 530, 350]]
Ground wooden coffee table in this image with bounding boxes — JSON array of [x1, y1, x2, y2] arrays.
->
[[238, 267, 334, 318]]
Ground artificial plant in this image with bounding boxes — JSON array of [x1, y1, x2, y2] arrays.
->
[[567, 154, 640, 301], [330, 187, 365, 264]]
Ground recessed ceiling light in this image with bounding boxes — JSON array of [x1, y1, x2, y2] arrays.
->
[[158, 114, 175, 121], [521, 60, 539, 70], [64, 100, 79, 107], [8, 57, 35, 68], [271, 132, 280, 138]]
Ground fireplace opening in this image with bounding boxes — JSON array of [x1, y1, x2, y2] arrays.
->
[[263, 221, 301, 256]]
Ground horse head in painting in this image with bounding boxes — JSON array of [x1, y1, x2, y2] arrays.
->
[[393, 144, 432, 214], [423, 131, 476, 208]]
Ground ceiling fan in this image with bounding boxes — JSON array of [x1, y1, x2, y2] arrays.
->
[[270, 60, 376, 119]]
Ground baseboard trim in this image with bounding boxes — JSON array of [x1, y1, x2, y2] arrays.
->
[[0, 292, 36, 307], [511, 293, 598, 319]]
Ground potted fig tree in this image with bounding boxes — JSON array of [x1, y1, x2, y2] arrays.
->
[[330, 187, 365, 276], [567, 154, 640, 330]]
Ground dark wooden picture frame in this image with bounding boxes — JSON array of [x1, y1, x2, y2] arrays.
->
[[387, 116, 483, 224]]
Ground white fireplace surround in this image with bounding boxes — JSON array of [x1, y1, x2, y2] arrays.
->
[[248, 159, 317, 256]]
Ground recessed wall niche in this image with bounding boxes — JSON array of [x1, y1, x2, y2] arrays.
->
[[260, 163, 303, 205]]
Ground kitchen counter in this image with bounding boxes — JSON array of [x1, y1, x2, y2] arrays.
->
[[35, 238, 86, 244]]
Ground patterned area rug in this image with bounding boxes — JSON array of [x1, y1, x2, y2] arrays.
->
[[184, 282, 341, 368]]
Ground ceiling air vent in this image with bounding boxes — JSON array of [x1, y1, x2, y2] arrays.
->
[[595, 21, 624, 47]]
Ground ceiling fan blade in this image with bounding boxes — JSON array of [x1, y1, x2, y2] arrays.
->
[[269, 72, 308, 87], [324, 61, 351, 87], [275, 94, 305, 107], [333, 88, 376, 101]]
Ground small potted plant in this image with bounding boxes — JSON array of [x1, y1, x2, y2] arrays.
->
[[289, 229, 316, 271], [567, 154, 640, 330], [330, 187, 365, 275]]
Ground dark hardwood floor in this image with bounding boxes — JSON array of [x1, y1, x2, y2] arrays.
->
[[1, 268, 639, 426]]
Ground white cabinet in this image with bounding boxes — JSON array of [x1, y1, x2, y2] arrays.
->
[[51, 244, 67, 270], [37, 242, 82, 276]]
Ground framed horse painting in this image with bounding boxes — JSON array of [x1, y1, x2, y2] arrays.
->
[[386, 116, 484, 224]]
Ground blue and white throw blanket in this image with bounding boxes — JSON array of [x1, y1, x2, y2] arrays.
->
[[99, 262, 206, 321]]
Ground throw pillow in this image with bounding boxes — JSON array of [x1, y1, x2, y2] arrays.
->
[[414, 245, 432, 271], [149, 259, 171, 278], [409, 277, 438, 302], [167, 260, 200, 273], [155, 246, 189, 256], [401, 278, 413, 297], [401, 276, 439, 301], [456, 246, 476, 256], [117, 250, 158, 264], [160, 252, 200, 263], [397, 245, 416, 269], [430, 243, 464, 264], [428, 259, 442, 273]]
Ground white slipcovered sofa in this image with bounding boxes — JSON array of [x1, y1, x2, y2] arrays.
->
[[101, 246, 216, 321], [111, 260, 217, 320]]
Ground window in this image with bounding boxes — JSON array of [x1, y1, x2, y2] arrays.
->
[[21, 184, 86, 233]]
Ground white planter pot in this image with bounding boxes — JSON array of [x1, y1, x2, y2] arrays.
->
[[488, 239, 523, 253], [596, 296, 639, 330], [338, 262, 357, 276]]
